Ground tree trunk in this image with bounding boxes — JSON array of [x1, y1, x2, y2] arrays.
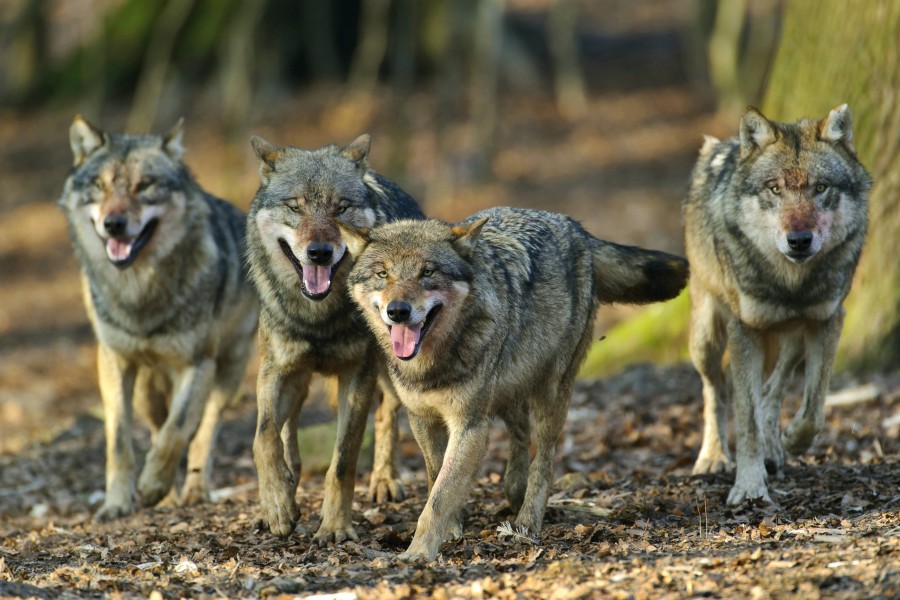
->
[[763, 0, 900, 371]]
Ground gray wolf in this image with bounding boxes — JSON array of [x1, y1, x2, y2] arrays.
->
[[246, 134, 425, 542], [341, 206, 689, 561], [684, 104, 870, 504], [58, 116, 259, 521]]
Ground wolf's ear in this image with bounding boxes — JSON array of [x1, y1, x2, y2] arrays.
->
[[739, 107, 777, 156], [250, 135, 281, 185], [341, 134, 371, 167], [450, 217, 488, 258], [69, 115, 105, 166], [337, 222, 371, 257], [818, 104, 855, 153], [163, 117, 185, 160]]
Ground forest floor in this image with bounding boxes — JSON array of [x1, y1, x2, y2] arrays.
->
[[2, 2, 899, 598]]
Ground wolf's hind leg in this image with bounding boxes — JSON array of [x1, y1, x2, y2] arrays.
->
[[783, 311, 843, 455], [690, 288, 732, 475], [94, 345, 139, 522], [368, 374, 406, 503], [501, 399, 530, 513]]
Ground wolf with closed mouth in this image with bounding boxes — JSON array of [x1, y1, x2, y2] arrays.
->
[[341, 207, 689, 561], [58, 116, 259, 521], [246, 134, 425, 542], [684, 105, 870, 505]]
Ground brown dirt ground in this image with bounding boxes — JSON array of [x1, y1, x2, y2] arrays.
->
[[2, 2, 898, 598]]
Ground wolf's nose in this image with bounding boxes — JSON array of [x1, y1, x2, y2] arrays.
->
[[387, 301, 412, 323], [307, 243, 334, 265], [787, 231, 813, 251], [104, 214, 128, 237]]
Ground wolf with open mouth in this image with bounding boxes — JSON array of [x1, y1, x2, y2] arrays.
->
[[246, 134, 424, 542], [341, 207, 690, 561], [58, 116, 259, 521]]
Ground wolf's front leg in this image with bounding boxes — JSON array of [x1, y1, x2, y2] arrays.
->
[[368, 376, 406, 503], [254, 361, 309, 537], [400, 418, 489, 562], [138, 358, 215, 506], [783, 311, 843, 455], [94, 345, 138, 522], [726, 320, 771, 505], [314, 366, 377, 544], [761, 331, 803, 475]]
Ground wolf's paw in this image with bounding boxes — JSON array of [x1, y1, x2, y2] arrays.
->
[[764, 436, 785, 476], [367, 472, 406, 504], [258, 494, 300, 538], [94, 500, 134, 522], [397, 543, 437, 563], [313, 522, 359, 546], [726, 474, 772, 506], [447, 515, 464, 541], [692, 452, 734, 475], [138, 473, 175, 508], [783, 420, 820, 456], [180, 477, 210, 506]]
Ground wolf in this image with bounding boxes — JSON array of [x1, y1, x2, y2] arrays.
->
[[246, 134, 425, 542], [58, 116, 259, 521], [684, 104, 870, 505], [340, 206, 689, 561]]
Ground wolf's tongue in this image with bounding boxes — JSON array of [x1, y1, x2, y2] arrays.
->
[[391, 323, 422, 359], [303, 265, 331, 295], [106, 238, 133, 262]]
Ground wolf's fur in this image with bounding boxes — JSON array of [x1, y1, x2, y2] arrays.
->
[[684, 105, 870, 504], [58, 116, 259, 521], [342, 207, 689, 561], [246, 134, 424, 542]]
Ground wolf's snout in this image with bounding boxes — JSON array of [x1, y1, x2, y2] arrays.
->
[[786, 230, 813, 252], [386, 301, 412, 323], [306, 242, 334, 265], [103, 214, 128, 237]]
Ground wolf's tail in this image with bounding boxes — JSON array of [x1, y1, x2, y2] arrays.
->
[[589, 238, 689, 305]]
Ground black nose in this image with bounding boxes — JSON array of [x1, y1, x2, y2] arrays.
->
[[306, 242, 334, 265], [387, 301, 412, 324], [103, 214, 128, 237], [787, 231, 813, 251]]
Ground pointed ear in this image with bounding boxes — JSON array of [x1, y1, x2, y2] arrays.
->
[[250, 135, 282, 185], [450, 217, 488, 258], [818, 103, 855, 153], [341, 133, 371, 166], [163, 117, 185, 160], [739, 107, 777, 156], [69, 115, 106, 166], [337, 222, 371, 257]]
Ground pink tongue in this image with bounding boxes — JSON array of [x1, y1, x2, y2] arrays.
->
[[106, 238, 133, 261], [391, 323, 422, 358], [303, 265, 332, 295]]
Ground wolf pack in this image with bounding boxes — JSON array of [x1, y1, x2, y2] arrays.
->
[[57, 103, 870, 562]]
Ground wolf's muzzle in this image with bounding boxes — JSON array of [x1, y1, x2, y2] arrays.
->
[[104, 214, 128, 237], [386, 301, 412, 323]]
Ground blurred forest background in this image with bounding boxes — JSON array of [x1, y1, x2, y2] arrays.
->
[[0, 0, 897, 453]]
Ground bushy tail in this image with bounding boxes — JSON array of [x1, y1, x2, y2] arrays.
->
[[590, 238, 689, 304]]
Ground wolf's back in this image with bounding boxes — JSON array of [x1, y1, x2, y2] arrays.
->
[[589, 237, 689, 305]]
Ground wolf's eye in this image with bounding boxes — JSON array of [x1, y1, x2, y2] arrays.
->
[[284, 199, 300, 213], [92, 178, 105, 191], [421, 268, 435, 277], [376, 270, 388, 279], [336, 205, 348, 214], [769, 185, 781, 195], [135, 178, 155, 193], [815, 183, 827, 193]]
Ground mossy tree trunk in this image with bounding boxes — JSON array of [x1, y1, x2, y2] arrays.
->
[[580, 0, 899, 377], [763, 0, 900, 371]]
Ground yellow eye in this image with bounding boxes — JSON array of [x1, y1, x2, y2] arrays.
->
[[422, 268, 435, 277], [815, 183, 827, 193], [336, 205, 348, 214], [284, 199, 300, 213], [376, 270, 387, 279], [93, 178, 104, 191], [769, 185, 781, 195]]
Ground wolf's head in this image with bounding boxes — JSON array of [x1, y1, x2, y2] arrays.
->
[[341, 218, 486, 362], [733, 104, 870, 265], [248, 134, 379, 301], [59, 116, 194, 269]]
